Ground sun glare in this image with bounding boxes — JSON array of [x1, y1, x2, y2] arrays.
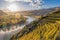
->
[[7, 4, 18, 12]]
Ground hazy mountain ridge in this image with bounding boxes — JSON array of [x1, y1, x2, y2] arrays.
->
[[17, 7, 60, 16], [2, 7, 60, 16]]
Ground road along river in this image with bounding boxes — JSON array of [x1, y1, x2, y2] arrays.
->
[[0, 16, 35, 40]]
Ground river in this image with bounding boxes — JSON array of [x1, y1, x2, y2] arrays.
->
[[0, 16, 35, 40]]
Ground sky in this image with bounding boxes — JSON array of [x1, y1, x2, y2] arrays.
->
[[0, 0, 60, 11]]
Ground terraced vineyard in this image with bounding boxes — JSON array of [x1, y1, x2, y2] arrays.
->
[[10, 10, 60, 40]]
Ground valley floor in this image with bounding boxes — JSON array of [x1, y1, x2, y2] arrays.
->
[[10, 10, 60, 40]]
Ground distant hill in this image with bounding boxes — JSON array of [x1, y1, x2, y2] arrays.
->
[[0, 10, 7, 16], [16, 7, 60, 16], [6, 7, 60, 16]]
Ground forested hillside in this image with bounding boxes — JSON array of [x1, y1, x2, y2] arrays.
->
[[10, 9, 60, 40]]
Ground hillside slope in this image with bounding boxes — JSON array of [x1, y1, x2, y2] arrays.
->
[[7, 7, 60, 16], [10, 9, 60, 40], [15, 7, 60, 16], [0, 10, 7, 16]]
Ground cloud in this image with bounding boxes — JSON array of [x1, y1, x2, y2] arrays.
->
[[17, 0, 32, 2], [5, 0, 16, 2], [30, 0, 43, 7], [5, 0, 32, 2], [5, 0, 43, 8]]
